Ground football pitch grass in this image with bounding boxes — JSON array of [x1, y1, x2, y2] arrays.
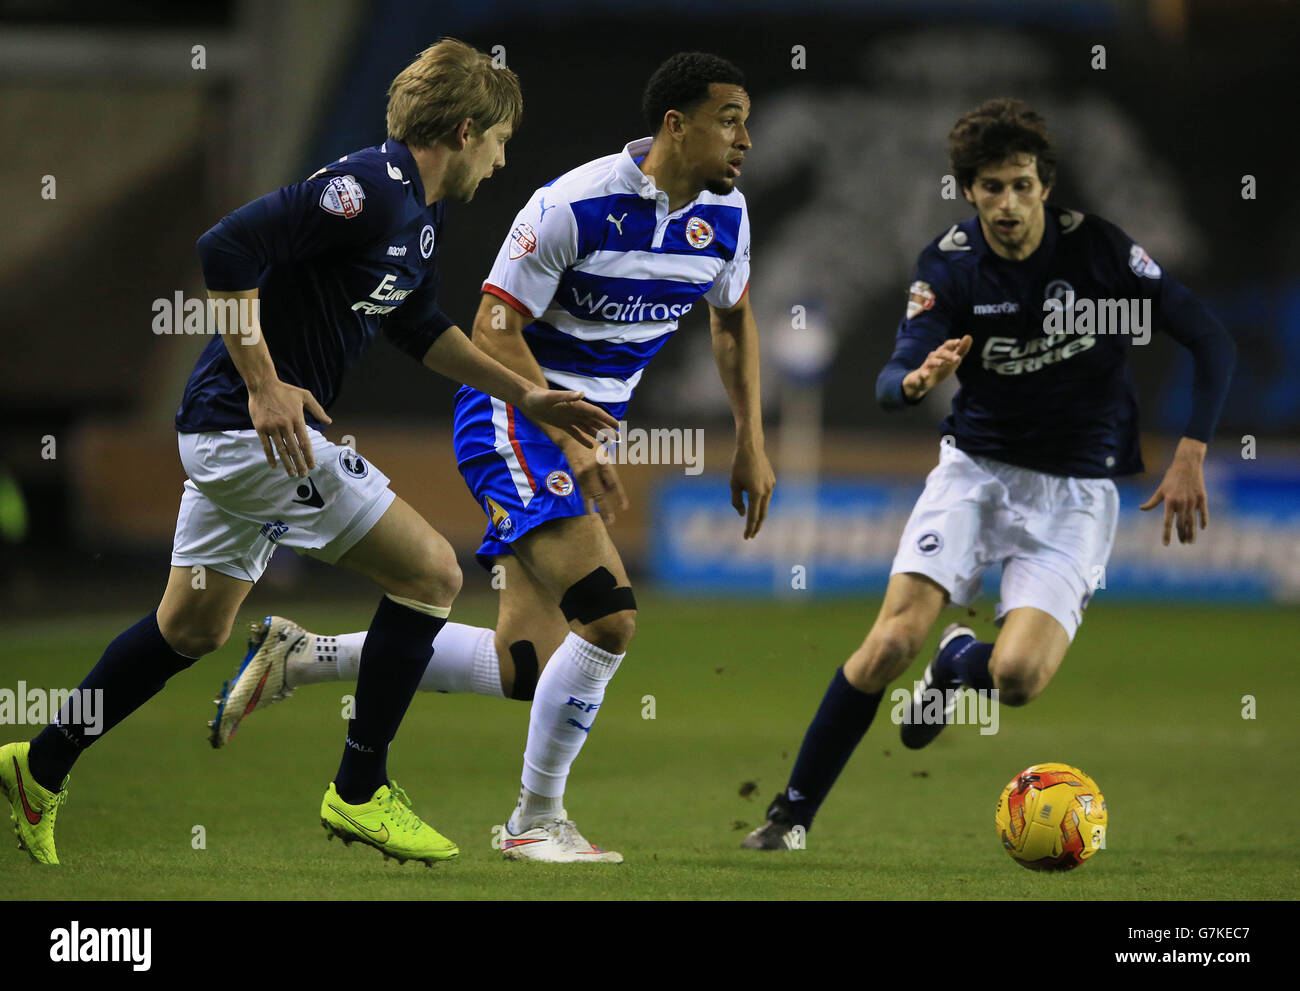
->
[[2, 594, 1296, 901]]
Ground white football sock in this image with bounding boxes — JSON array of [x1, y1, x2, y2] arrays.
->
[[512, 632, 623, 825], [287, 625, 504, 698], [422, 623, 504, 697], [509, 786, 563, 832], [284, 633, 355, 686]]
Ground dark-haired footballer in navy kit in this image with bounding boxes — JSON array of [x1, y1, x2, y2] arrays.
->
[[744, 98, 1235, 850], [0, 39, 615, 867]]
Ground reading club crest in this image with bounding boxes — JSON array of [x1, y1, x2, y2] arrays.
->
[[685, 216, 715, 249], [546, 470, 574, 497]]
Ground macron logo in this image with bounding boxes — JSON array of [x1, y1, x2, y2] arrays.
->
[[50, 922, 151, 972]]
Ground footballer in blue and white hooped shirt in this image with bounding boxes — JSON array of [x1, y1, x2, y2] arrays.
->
[[453, 132, 753, 561], [168, 53, 770, 866], [476, 133, 751, 420], [449, 53, 774, 862]]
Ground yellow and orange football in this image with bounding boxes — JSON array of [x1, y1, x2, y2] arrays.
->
[[995, 762, 1107, 871]]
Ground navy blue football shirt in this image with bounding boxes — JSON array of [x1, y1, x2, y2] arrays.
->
[[177, 139, 453, 433], [877, 206, 1235, 477]]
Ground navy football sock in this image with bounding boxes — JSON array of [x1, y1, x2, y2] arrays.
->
[[932, 636, 994, 692], [27, 611, 199, 791], [784, 668, 883, 828], [334, 596, 447, 804], [931, 633, 994, 690]]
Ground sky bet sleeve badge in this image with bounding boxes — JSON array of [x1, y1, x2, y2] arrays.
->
[[1128, 243, 1162, 279], [319, 175, 365, 218], [906, 280, 936, 320]]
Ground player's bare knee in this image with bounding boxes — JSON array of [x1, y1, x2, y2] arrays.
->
[[384, 540, 461, 605], [874, 619, 927, 671], [578, 609, 636, 654], [846, 624, 915, 690], [431, 556, 463, 603], [992, 658, 1045, 706], [160, 620, 230, 658], [997, 682, 1037, 707], [560, 567, 637, 654]]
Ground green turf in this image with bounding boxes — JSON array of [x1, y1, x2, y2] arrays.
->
[[2, 595, 1296, 899]]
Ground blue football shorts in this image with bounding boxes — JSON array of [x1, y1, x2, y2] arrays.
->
[[452, 386, 590, 570]]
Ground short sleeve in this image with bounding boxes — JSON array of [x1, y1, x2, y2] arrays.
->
[[481, 192, 579, 318], [704, 201, 751, 309], [197, 167, 402, 291]]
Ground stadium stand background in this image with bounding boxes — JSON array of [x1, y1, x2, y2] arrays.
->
[[1, 0, 1295, 613]]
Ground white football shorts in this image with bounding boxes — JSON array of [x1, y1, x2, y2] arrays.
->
[[891, 442, 1119, 641], [171, 429, 395, 583]]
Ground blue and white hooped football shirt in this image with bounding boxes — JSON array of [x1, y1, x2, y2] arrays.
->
[[453, 136, 751, 562], [479, 135, 750, 417]]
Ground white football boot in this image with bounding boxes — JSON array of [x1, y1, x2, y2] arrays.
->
[[208, 615, 308, 748], [499, 812, 624, 864]]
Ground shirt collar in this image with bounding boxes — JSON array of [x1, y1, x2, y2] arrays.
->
[[613, 137, 661, 199], [384, 139, 426, 207]]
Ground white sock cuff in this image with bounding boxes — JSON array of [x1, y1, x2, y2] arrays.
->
[[563, 631, 624, 681], [471, 629, 505, 698], [384, 592, 451, 619], [336, 632, 366, 681]]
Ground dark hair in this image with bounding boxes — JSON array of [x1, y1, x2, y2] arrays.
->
[[949, 98, 1056, 190], [642, 52, 745, 136]]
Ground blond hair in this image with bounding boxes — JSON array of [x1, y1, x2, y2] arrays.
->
[[386, 38, 522, 147]]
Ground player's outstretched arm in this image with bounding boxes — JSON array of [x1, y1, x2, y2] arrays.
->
[[1137, 269, 1236, 546], [420, 323, 617, 448], [900, 335, 973, 401], [208, 288, 332, 478], [709, 292, 773, 539]]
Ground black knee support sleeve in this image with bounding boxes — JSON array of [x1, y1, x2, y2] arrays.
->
[[559, 566, 636, 624], [508, 640, 539, 701]]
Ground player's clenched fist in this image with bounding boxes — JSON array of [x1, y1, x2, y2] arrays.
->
[[902, 335, 973, 401]]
